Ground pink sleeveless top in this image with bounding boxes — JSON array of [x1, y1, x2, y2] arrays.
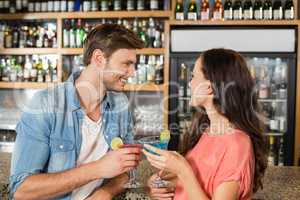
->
[[174, 129, 255, 200]]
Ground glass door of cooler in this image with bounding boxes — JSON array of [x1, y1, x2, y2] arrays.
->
[[169, 53, 296, 166], [169, 54, 197, 151], [245, 54, 296, 166]]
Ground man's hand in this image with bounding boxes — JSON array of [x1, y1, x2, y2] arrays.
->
[[146, 172, 176, 200], [86, 173, 129, 200], [95, 147, 142, 179]]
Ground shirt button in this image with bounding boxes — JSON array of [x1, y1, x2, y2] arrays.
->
[[59, 145, 64, 149]]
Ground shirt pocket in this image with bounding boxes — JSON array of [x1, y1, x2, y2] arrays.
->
[[50, 138, 74, 153], [48, 138, 75, 172]]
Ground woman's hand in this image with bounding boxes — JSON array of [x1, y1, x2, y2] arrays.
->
[[146, 173, 175, 200], [142, 144, 190, 177]]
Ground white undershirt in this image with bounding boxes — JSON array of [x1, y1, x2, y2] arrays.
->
[[71, 115, 109, 200]]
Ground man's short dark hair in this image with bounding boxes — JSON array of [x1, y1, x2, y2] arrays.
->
[[83, 24, 145, 66]]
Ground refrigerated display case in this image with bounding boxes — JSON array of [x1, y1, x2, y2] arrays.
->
[[168, 25, 297, 166]]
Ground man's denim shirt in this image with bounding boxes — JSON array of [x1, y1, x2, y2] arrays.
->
[[9, 71, 134, 199]]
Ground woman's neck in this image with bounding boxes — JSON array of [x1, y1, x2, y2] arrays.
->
[[205, 105, 234, 136]]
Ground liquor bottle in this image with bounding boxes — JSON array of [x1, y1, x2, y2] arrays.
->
[[270, 78, 278, 99], [69, 19, 76, 48], [201, 0, 210, 20], [284, 0, 294, 19], [27, 26, 35, 47], [83, 0, 91, 11], [68, 0, 75, 11], [113, 0, 121, 11], [16, 56, 23, 82], [139, 20, 148, 47], [213, 0, 223, 20], [268, 136, 276, 166], [54, 0, 61, 12], [175, 0, 184, 20], [269, 102, 279, 132], [147, 18, 156, 48], [21, 0, 28, 12], [153, 30, 161, 48], [41, 0, 48, 12], [179, 63, 187, 97], [9, 57, 18, 82], [4, 25, 12, 48], [126, 0, 135, 10], [61, 0, 67, 11], [3, 0, 9, 13], [278, 63, 287, 99], [91, 0, 98, 11], [263, 0, 273, 20], [63, 20, 70, 47], [137, 55, 147, 84], [2, 58, 10, 82], [22, 0, 28, 12], [16, 0, 22, 12], [36, 57, 43, 82], [154, 55, 164, 85], [0, 1, 5, 13], [186, 67, 191, 97], [21, 26, 28, 47], [243, 0, 253, 20], [108, 0, 113, 10], [34, 0, 41, 12], [274, 102, 287, 132], [23, 55, 31, 82], [278, 137, 284, 166], [76, 19, 85, 48], [258, 67, 269, 99], [146, 55, 155, 83], [233, 0, 243, 20], [0, 25, 4, 48], [224, 0, 233, 20], [12, 25, 19, 48], [83, 22, 89, 39], [150, 0, 159, 10], [132, 18, 139, 34], [253, 0, 263, 19], [273, 0, 283, 20], [137, 0, 145, 10], [101, 0, 109, 11], [0, 58, 4, 81], [9, 0, 16, 13], [48, 0, 54, 12], [188, 0, 197, 20], [31, 56, 39, 82]]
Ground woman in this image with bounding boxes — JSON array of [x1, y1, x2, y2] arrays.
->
[[144, 48, 268, 200]]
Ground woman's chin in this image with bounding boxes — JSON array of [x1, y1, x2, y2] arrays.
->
[[190, 98, 203, 107]]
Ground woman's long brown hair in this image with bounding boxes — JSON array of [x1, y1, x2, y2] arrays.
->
[[183, 48, 268, 193]]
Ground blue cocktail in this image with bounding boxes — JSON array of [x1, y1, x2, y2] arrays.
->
[[139, 130, 171, 188]]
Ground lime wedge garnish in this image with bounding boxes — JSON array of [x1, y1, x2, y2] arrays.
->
[[160, 130, 171, 142], [111, 137, 124, 150]]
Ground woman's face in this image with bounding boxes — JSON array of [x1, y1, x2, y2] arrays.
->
[[190, 58, 213, 107]]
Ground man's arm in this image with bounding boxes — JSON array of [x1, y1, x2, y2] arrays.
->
[[14, 161, 100, 200], [14, 147, 141, 200]]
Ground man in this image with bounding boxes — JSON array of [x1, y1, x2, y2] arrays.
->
[[10, 24, 144, 200]]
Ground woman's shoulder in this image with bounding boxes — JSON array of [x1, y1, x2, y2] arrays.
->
[[222, 129, 254, 165], [226, 129, 252, 150]]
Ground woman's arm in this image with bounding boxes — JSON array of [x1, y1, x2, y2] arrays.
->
[[177, 163, 210, 200], [143, 144, 240, 200]]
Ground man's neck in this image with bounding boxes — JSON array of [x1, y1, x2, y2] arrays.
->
[[75, 67, 106, 118]]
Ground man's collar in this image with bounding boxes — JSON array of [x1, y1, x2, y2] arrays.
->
[[66, 71, 113, 111]]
